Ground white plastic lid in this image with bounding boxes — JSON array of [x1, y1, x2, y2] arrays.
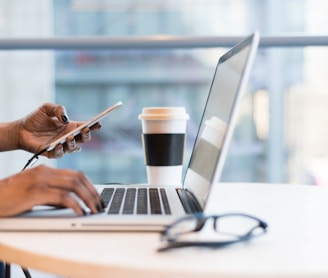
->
[[138, 107, 189, 120], [205, 116, 227, 134]]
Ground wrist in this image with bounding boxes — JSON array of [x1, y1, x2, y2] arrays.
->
[[0, 119, 23, 151]]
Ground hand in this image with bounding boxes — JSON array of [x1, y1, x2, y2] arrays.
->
[[0, 165, 105, 217], [17, 103, 101, 158]]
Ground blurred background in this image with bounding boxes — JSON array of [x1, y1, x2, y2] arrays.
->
[[0, 0, 327, 186]]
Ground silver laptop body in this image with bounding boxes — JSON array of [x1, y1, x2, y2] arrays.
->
[[0, 32, 259, 231]]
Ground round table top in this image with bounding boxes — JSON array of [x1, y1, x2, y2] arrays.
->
[[1, 183, 328, 278]]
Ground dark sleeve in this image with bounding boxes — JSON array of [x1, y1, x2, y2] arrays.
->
[[0, 261, 5, 278]]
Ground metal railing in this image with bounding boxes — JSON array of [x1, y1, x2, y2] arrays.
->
[[0, 35, 328, 50]]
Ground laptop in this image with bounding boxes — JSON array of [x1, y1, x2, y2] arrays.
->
[[0, 32, 259, 231]]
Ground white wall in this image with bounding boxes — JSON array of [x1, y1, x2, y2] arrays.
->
[[0, 0, 54, 177]]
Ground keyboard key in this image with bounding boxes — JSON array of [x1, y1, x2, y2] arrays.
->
[[160, 188, 171, 215], [137, 188, 148, 214], [149, 188, 162, 214], [108, 188, 125, 214], [100, 188, 114, 208], [123, 188, 136, 214]]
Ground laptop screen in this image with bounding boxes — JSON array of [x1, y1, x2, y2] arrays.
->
[[183, 33, 259, 209]]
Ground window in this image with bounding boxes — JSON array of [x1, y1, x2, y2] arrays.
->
[[0, 0, 327, 186]]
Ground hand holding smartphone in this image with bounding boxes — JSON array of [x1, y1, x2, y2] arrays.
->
[[45, 101, 123, 151]]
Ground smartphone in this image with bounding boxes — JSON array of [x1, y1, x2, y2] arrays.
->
[[45, 101, 123, 151]]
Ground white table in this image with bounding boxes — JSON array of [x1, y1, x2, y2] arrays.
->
[[1, 183, 328, 278]]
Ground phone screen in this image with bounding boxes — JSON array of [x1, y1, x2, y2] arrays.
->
[[46, 101, 123, 151]]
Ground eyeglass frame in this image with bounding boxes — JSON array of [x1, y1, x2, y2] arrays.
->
[[158, 212, 268, 252]]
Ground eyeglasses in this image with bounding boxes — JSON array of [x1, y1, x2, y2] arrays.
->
[[158, 212, 268, 252]]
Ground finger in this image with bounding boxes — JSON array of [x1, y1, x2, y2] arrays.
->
[[48, 169, 103, 214], [63, 122, 90, 144], [77, 173, 105, 211], [55, 105, 70, 124], [75, 123, 101, 144], [64, 135, 79, 152], [63, 137, 81, 154], [80, 127, 91, 143], [41, 103, 70, 124], [63, 144, 81, 154], [78, 172, 104, 208], [89, 122, 102, 131], [37, 187, 87, 216], [44, 144, 64, 159]]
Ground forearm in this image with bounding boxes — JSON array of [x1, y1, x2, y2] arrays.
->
[[0, 120, 21, 152]]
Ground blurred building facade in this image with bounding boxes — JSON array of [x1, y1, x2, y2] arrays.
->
[[1, 0, 327, 186]]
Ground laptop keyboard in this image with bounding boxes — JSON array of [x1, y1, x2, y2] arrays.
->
[[100, 187, 172, 215]]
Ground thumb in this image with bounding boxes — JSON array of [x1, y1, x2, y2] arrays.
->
[[41, 103, 70, 124], [54, 105, 70, 124]]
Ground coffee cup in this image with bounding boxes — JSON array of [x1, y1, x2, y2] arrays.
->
[[138, 107, 189, 186]]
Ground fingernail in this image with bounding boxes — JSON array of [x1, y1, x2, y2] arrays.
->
[[61, 114, 70, 124], [92, 123, 102, 130], [82, 209, 88, 216], [55, 146, 64, 156], [69, 140, 76, 148], [97, 204, 104, 213], [72, 146, 81, 153], [83, 131, 91, 139]]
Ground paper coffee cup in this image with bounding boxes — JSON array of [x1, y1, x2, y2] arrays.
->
[[139, 107, 189, 186]]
